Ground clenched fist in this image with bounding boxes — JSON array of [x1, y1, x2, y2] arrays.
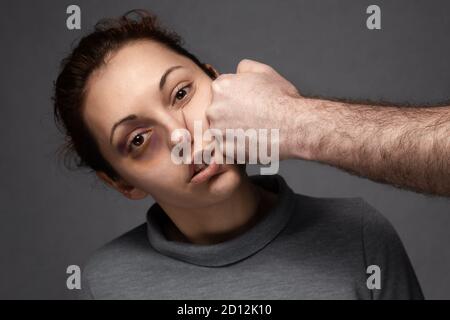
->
[[206, 59, 302, 161]]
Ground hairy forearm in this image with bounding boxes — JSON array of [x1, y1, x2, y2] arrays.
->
[[290, 97, 450, 196]]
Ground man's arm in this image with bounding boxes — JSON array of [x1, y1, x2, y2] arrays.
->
[[207, 59, 450, 197], [290, 97, 450, 196]]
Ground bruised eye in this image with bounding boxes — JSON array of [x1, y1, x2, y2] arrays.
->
[[132, 134, 144, 146], [127, 130, 152, 153]]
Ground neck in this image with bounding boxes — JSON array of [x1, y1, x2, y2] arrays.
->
[[158, 176, 277, 245]]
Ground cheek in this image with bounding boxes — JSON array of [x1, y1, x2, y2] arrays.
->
[[132, 129, 165, 163], [148, 131, 161, 150], [195, 80, 213, 115], [119, 143, 189, 196], [183, 81, 213, 130]]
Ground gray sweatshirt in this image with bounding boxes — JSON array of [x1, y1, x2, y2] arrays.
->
[[79, 174, 423, 299]]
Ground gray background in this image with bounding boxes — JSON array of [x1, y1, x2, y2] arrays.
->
[[1, 0, 449, 299]]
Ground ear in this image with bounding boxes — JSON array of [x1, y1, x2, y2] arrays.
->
[[96, 171, 148, 200], [204, 63, 220, 79]]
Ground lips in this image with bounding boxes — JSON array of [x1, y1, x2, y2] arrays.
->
[[190, 158, 222, 184], [189, 147, 223, 184]]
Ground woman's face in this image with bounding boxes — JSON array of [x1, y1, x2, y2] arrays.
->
[[83, 40, 244, 208]]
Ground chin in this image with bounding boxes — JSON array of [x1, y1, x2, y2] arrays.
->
[[197, 166, 244, 205], [211, 165, 242, 191]]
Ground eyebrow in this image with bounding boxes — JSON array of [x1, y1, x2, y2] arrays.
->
[[159, 65, 183, 90], [109, 65, 184, 146], [109, 114, 137, 145]]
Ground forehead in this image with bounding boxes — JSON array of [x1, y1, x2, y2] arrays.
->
[[86, 40, 194, 106], [82, 40, 197, 140], [94, 39, 193, 84]]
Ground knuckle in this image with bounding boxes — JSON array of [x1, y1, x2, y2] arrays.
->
[[205, 105, 216, 118], [212, 75, 232, 90], [216, 73, 232, 83], [211, 80, 221, 91], [237, 59, 251, 71], [260, 63, 274, 73]]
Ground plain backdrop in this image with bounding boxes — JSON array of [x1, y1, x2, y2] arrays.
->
[[0, 0, 449, 299]]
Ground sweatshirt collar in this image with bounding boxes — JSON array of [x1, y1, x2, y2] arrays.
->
[[146, 174, 295, 267]]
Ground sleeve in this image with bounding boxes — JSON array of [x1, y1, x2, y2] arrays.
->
[[359, 199, 424, 300]]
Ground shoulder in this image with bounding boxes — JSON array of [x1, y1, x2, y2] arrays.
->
[[86, 223, 149, 267], [290, 193, 391, 231], [79, 223, 157, 299], [289, 193, 410, 264], [288, 193, 402, 252], [288, 194, 423, 299]]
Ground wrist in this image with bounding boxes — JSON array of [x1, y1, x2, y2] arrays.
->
[[282, 96, 325, 161]]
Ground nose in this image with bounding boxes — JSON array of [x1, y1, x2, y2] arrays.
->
[[177, 106, 214, 162], [166, 109, 191, 149], [166, 106, 213, 164]]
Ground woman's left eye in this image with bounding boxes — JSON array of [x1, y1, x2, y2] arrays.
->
[[172, 84, 192, 105]]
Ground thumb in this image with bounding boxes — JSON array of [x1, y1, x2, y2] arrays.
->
[[236, 58, 274, 74]]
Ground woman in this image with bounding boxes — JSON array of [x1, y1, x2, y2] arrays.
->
[[53, 9, 423, 299]]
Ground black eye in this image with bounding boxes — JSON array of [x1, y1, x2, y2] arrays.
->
[[132, 134, 145, 146], [175, 88, 187, 100], [126, 130, 152, 155]]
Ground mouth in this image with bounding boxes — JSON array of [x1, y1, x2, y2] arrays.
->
[[189, 150, 224, 185]]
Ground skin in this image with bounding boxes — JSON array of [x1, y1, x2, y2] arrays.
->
[[83, 41, 277, 245], [207, 59, 450, 197]]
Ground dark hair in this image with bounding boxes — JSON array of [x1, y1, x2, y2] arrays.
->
[[53, 9, 216, 180]]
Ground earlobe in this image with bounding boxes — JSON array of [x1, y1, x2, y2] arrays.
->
[[96, 171, 117, 189], [95, 171, 147, 200], [122, 187, 147, 200]]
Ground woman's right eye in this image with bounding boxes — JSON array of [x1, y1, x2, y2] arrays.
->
[[132, 134, 144, 146]]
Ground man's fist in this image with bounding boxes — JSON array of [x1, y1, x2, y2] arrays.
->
[[206, 59, 301, 161]]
